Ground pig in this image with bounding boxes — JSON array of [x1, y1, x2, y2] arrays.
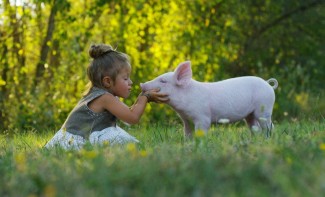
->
[[140, 61, 278, 137]]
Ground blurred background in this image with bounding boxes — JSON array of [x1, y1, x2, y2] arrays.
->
[[0, 0, 324, 133]]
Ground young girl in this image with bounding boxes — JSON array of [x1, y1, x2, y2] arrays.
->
[[45, 43, 169, 150]]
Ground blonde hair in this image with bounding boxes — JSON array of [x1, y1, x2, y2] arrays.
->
[[84, 43, 130, 95]]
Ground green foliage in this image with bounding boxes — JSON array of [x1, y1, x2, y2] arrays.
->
[[1, 120, 325, 196], [0, 0, 324, 132]]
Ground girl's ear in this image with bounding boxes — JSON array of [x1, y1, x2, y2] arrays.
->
[[174, 61, 192, 86], [102, 76, 113, 88]]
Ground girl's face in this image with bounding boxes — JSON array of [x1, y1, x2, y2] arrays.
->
[[110, 67, 133, 98]]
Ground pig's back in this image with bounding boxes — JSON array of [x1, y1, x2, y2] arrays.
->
[[206, 76, 272, 94], [204, 76, 275, 122]]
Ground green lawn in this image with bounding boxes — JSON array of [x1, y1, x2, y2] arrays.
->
[[1, 119, 325, 197]]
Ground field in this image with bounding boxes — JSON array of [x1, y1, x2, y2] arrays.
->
[[1, 119, 325, 197]]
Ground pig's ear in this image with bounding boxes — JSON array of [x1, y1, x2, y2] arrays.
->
[[174, 61, 192, 86]]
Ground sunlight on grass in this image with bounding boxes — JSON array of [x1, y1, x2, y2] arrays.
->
[[0, 120, 325, 196], [194, 129, 205, 138], [320, 143, 325, 151]]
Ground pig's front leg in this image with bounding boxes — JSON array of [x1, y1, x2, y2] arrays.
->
[[194, 117, 211, 134], [179, 115, 193, 137], [184, 119, 193, 137]]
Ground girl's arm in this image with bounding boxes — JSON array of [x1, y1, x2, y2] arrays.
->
[[91, 89, 168, 125]]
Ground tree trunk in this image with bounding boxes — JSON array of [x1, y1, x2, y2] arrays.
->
[[34, 0, 58, 87], [0, 32, 9, 130], [0, 0, 26, 130]]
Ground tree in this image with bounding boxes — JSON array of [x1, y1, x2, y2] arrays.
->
[[0, 0, 324, 132]]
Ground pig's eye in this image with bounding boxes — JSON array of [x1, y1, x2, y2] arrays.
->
[[160, 79, 167, 83]]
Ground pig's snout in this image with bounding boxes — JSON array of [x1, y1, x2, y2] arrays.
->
[[140, 83, 146, 91], [140, 82, 159, 92]]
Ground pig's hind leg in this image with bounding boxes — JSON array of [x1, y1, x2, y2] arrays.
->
[[252, 108, 274, 137], [257, 114, 273, 137], [245, 112, 261, 135]]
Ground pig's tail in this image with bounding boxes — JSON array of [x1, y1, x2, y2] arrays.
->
[[267, 78, 278, 90]]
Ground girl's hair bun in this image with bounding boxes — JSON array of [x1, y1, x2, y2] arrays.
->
[[89, 43, 114, 58]]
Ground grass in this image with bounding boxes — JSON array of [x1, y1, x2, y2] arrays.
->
[[0, 119, 325, 197]]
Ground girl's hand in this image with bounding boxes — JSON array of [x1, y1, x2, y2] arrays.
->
[[141, 88, 169, 103]]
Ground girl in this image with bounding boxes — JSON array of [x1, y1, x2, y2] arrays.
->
[[45, 43, 169, 150]]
